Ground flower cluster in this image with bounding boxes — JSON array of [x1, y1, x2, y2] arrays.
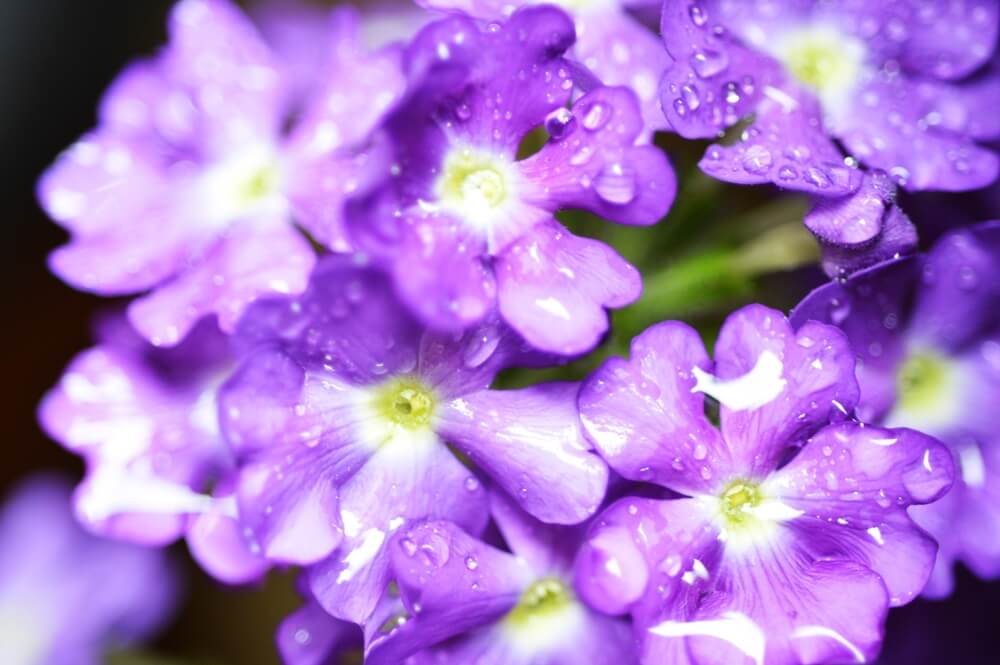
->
[[30, 1, 1000, 664]]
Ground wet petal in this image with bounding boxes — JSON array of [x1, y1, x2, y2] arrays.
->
[[495, 221, 640, 356], [519, 86, 676, 226], [277, 600, 361, 665], [578, 321, 729, 495], [713, 305, 860, 476], [438, 382, 608, 524]]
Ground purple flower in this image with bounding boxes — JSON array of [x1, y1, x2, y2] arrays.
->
[[218, 256, 609, 623], [791, 220, 1000, 598], [347, 6, 676, 355], [37, 0, 406, 346], [38, 313, 267, 584], [413, 0, 672, 135], [364, 493, 635, 664], [573, 304, 953, 664], [662, 0, 1000, 194], [0, 474, 178, 665]]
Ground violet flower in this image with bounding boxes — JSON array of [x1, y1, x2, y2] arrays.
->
[[573, 304, 953, 664], [39, 313, 268, 584], [413, 0, 672, 135], [37, 0, 406, 346], [219, 256, 609, 623], [791, 220, 1000, 598], [661, 0, 999, 194], [347, 6, 676, 355], [365, 493, 635, 664], [0, 475, 178, 665], [277, 594, 364, 665]]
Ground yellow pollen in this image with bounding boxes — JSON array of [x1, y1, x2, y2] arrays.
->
[[506, 578, 574, 627], [373, 377, 437, 430], [719, 479, 764, 526], [436, 148, 509, 210], [896, 352, 951, 413]]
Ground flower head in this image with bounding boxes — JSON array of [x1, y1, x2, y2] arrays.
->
[[219, 256, 609, 623], [792, 219, 1000, 597], [574, 304, 954, 664], [346, 6, 676, 354], [661, 0, 999, 194], [37, 0, 407, 346]]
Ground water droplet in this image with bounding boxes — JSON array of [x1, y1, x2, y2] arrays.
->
[[418, 532, 451, 568], [594, 163, 637, 205], [465, 556, 479, 570], [689, 3, 709, 26], [680, 84, 701, 111], [689, 48, 729, 78], [544, 107, 575, 141], [581, 101, 610, 131], [741, 145, 773, 175], [463, 333, 499, 368]]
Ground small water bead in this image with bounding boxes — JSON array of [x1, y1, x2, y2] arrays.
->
[[741, 145, 773, 175], [581, 102, 610, 131], [681, 84, 701, 111], [689, 3, 709, 27], [465, 556, 479, 570], [689, 48, 729, 79], [544, 107, 575, 141], [594, 163, 637, 205]]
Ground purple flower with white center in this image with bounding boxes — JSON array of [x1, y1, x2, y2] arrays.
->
[[661, 0, 1000, 194], [37, 0, 406, 346], [0, 474, 178, 665], [364, 493, 636, 664], [219, 256, 609, 623], [347, 6, 676, 355], [38, 313, 267, 584], [573, 304, 954, 664], [413, 0, 671, 136], [791, 220, 1000, 598]]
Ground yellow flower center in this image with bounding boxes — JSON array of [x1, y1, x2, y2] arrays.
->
[[505, 578, 574, 628], [719, 479, 764, 527], [373, 377, 437, 430], [775, 25, 865, 103], [896, 352, 951, 413], [436, 148, 509, 211]]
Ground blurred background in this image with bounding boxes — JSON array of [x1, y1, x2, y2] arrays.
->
[[1, 1, 997, 663]]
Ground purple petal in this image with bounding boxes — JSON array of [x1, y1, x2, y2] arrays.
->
[[404, 6, 576, 154], [573, 12, 672, 135], [909, 220, 1000, 350], [519, 86, 676, 225], [713, 305, 860, 476], [366, 521, 528, 665], [186, 494, 269, 584], [128, 222, 315, 346], [308, 439, 488, 623], [495, 221, 640, 355], [698, 89, 862, 196], [389, 211, 496, 333], [895, 0, 998, 80], [805, 171, 918, 278], [578, 321, 728, 495], [769, 422, 954, 605], [164, 0, 284, 156], [277, 600, 362, 665], [489, 490, 584, 573], [575, 496, 717, 616], [790, 255, 918, 423], [438, 382, 608, 524], [230, 257, 422, 386], [37, 131, 171, 237], [838, 78, 999, 192]]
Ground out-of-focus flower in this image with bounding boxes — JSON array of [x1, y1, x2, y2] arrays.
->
[[791, 220, 1000, 598], [277, 590, 364, 665], [573, 304, 953, 664], [413, 0, 671, 136], [365, 493, 635, 664], [39, 313, 268, 584], [347, 6, 676, 355], [0, 475, 178, 665], [662, 0, 999, 194], [37, 0, 407, 346], [219, 256, 609, 623]]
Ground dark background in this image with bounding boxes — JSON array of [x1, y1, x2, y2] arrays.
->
[[1, 1, 997, 663]]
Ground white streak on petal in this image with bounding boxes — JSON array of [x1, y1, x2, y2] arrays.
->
[[791, 625, 865, 663], [691, 350, 786, 411], [649, 611, 765, 665], [959, 445, 986, 488], [337, 528, 386, 584]]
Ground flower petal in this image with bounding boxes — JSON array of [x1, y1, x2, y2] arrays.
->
[[438, 382, 608, 524], [579, 321, 728, 495], [496, 220, 640, 355]]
